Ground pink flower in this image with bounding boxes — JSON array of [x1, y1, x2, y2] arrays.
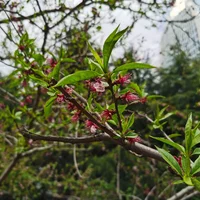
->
[[127, 136, 141, 144], [140, 97, 147, 104], [67, 102, 76, 111], [56, 94, 65, 103], [71, 111, 81, 122], [46, 58, 57, 68], [0, 103, 5, 110], [85, 78, 107, 93], [174, 156, 182, 167], [20, 102, 25, 107], [85, 120, 98, 133], [25, 95, 32, 104], [120, 91, 139, 102], [101, 109, 115, 120], [114, 74, 131, 85], [19, 45, 25, 51], [65, 87, 73, 94]]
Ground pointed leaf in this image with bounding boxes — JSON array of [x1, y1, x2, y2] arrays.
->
[[191, 156, 200, 176], [127, 113, 135, 130], [159, 112, 174, 121], [182, 156, 191, 176], [54, 70, 100, 87], [125, 132, 137, 138], [86, 58, 104, 74], [191, 129, 200, 147], [183, 175, 193, 186], [157, 147, 183, 176], [60, 58, 76, 63], [173, 179, 185, 185], [185, 114, 193, 153], [113, 62, 155, 73], [29, 75, 48, 87], [103, 26, 128, 71], [44, 96, 57, 118], [88, 42, 103, 67], [192, 148, 200, 155], [151, 136, 185, 153], [130, 83, 142, 96], [48, 62, 60, 81]]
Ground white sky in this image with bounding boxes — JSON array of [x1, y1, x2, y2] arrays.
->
[[0, 0, 194, 75], [170, 0, 186, 18]]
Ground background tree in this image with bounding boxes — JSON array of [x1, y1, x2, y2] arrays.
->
[[1, 1, 200, 200]]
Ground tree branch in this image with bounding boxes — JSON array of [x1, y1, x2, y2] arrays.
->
[[20, 128, 164, 162]]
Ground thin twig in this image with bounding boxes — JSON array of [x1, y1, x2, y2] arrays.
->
[[73, 122, 84, 179], [167, 186, 194, 200]]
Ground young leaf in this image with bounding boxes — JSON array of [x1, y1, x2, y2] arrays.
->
[[103, 26, 128, 72], [191, 130, 200, 148], [156, 147, 183, 176], [130, 83, 142, 97], [182, 156, 190, 176], [183, 175, 193, 186], [173, 179, 185, 185], [44, 96, 57, 118], [126, 113, 135, 130], [191, 178, 200, 191], [54, 70, 100, 87], [113, 62, 155, 73], [192, 148, 200, 155], [185, 113, 193, 153], [29, 75, 48, 87], [60, 58, 76, 63], [191, 156, 200, 176], [125, 132, 137, 138], [88, 42, 103, 67], [48, 62, 60, 81], [159, 112, 174, 121], [86, 58, 104, 74], [151, 136, 185, 153]]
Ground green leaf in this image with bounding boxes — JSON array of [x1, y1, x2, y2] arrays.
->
[[125, 132, 137, 138], [182, 156, 191, 176], [156, 147, 183, 176], [54, 70, 100, 87], [192, 148, 200, 155], [191, 156, 200, 176], [88, 42, 103, 67], [15, 111, 22, 120], [60, 58, 76, 63], [191, 129, 200, 147], [147, 95, 165, 100], [103, 26, 128, 72], [86, 58, 104, 74], [44, 96, 57, 118], [107, 120, 117, 126], [130, 83, 142, 97], [158, 106, 168, 119], [32, 68, 45, 78], [159, 112, 174, 121], [127, 113, 135, 130], [191, 178, 200, 191], [185, 113, 193, 153], [32, 54, 45, 66], [113, 62, 155, 73], [151, 136, 185, 153], [183, 175, 193, 186], [173, 179, 185, 185], [48, 62, 60, 81], [29, 75, 48, 87]]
